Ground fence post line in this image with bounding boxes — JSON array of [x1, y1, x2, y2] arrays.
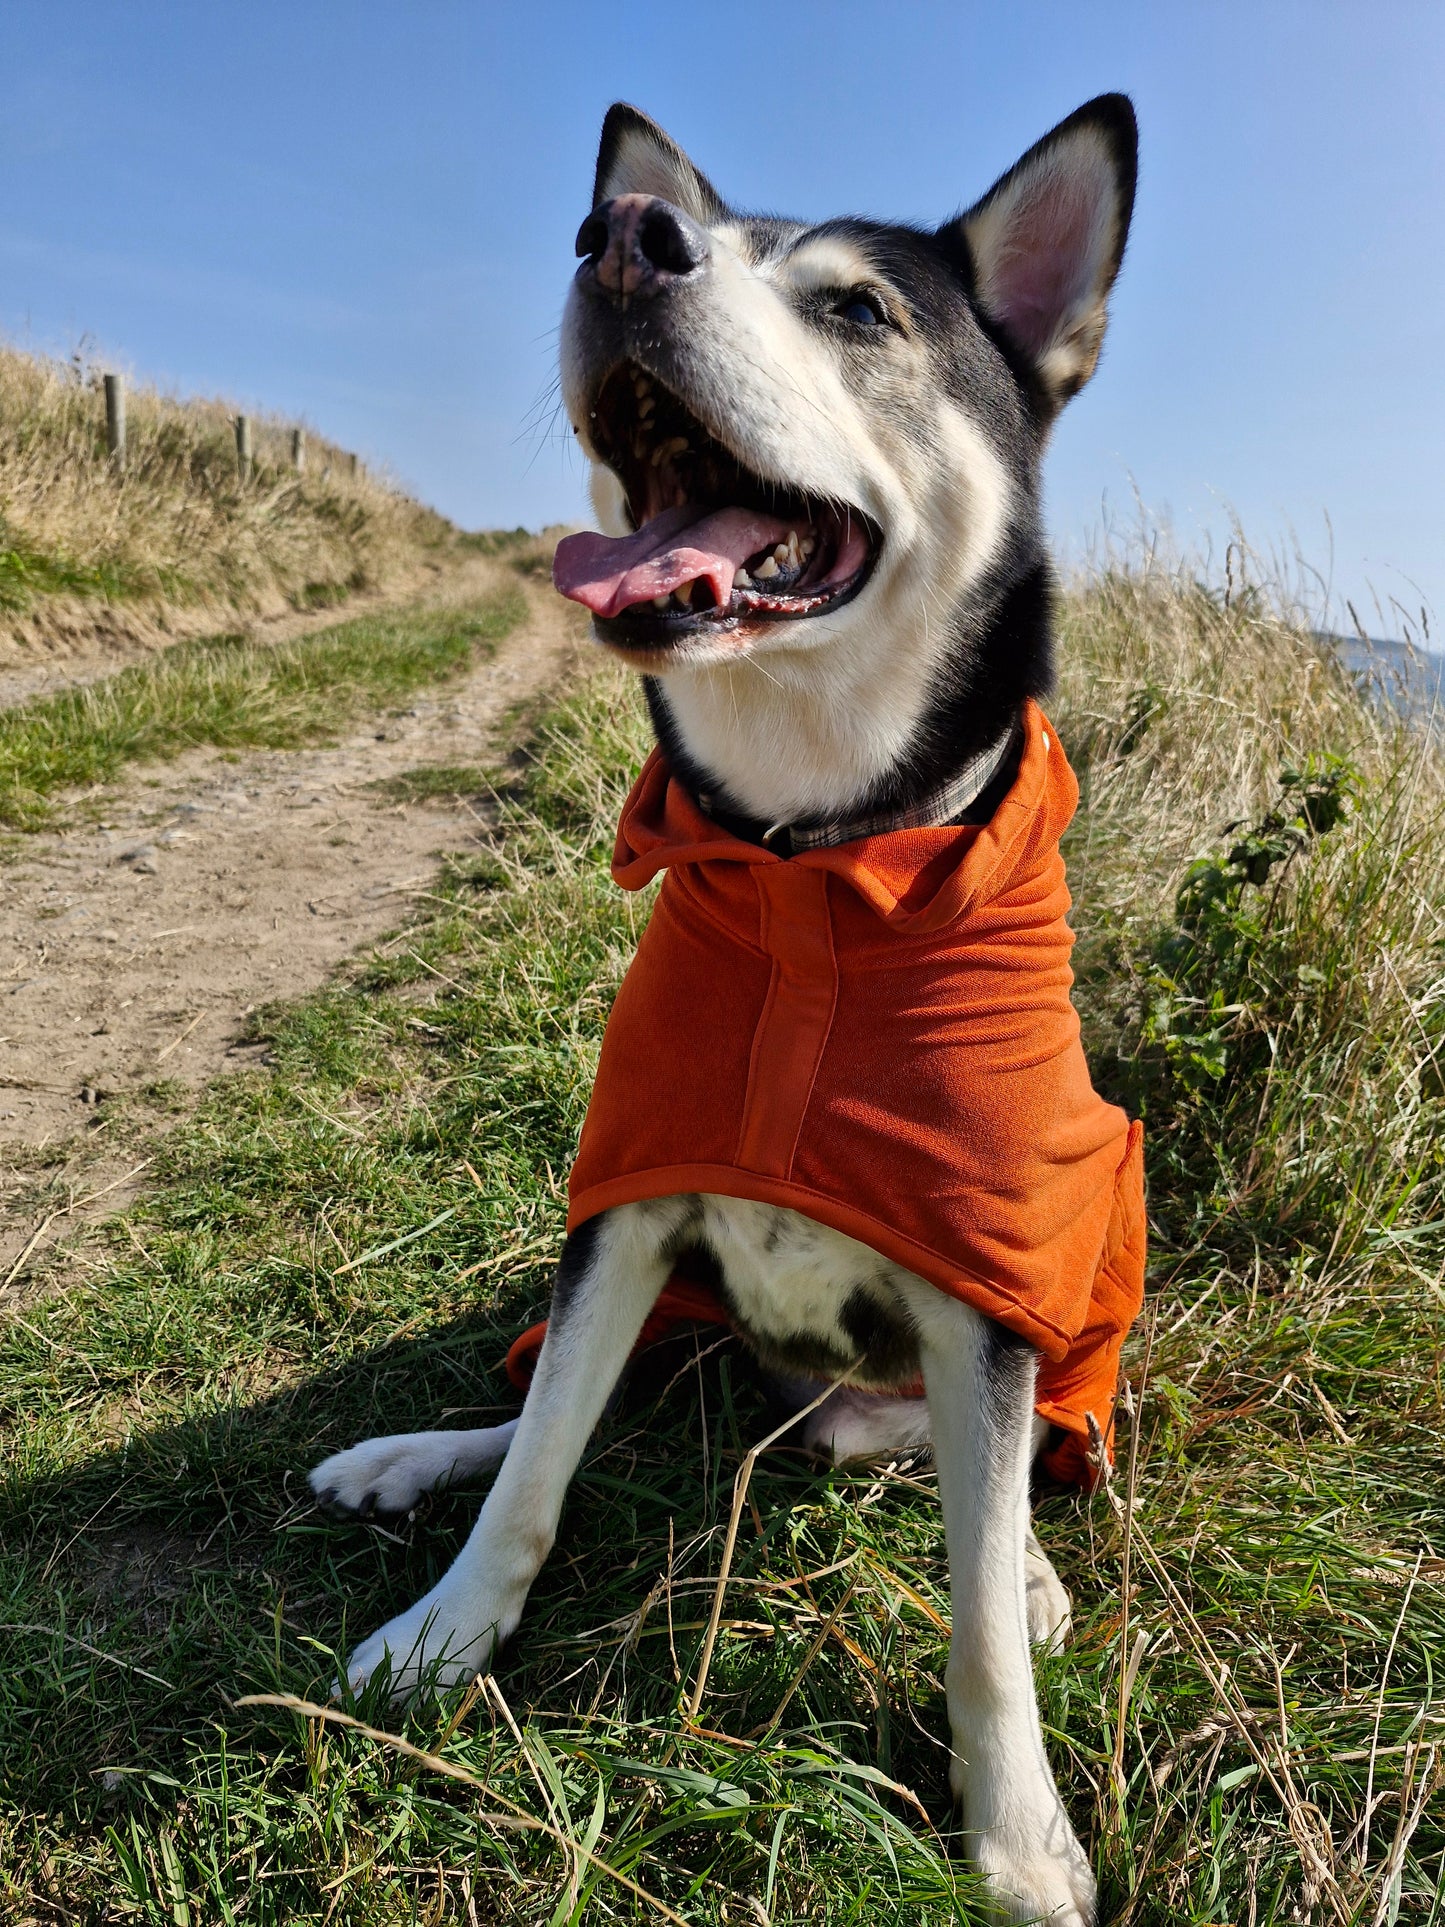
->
[[104, 374, 126, 467], [291, 428, 306, 475], [235, 414, 252, 481]]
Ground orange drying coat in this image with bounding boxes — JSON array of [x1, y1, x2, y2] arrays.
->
[[560, 699, 1144, 1488]]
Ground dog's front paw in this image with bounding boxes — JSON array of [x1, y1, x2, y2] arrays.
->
[[970, 1819, 1096, 1926], [951, 1748, 1095, 1927], [341, 1587, 511, 1701]]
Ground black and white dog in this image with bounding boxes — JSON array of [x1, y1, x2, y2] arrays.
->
[[312, 97, 1138, 1924]]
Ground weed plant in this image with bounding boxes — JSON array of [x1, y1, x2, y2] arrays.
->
[[0, 548, 1442, 1922]]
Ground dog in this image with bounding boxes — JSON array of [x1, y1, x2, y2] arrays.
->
[[311, 95, 1141, 1925]]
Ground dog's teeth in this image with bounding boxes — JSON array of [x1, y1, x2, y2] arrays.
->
[[733, 566, 753, 589], [801, 534, 816, 558], [755, 556, 780, 580], [675, 579, 693, 607], [638, 396, 656, 418], [650, 435, 689, 467], [652, 594, 671, 610]]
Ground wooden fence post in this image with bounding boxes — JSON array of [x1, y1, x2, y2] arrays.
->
[[104, 374, 125, 467], [349, 451, 359, 479], [291, 428, 306, 474], [235, 415, 252, 481]]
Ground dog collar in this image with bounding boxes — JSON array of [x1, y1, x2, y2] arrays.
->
[[692, 720, 1021, 856]]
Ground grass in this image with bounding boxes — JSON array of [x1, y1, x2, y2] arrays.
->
[[370, 764, 500, 806], [1, 546, 1443, 1922], [0, 530, 139, 609], [0, 585, 527, 829], [0, 343, 459, 642]]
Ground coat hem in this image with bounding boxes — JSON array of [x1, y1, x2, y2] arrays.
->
[[566, 1163, 1077, 1362]]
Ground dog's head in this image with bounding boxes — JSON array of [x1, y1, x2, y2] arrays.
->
[[555, 99, 1137, 818]]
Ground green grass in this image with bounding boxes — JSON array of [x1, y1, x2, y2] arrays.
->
[[1, 553, 1443, 1922], [289, 572, 368, 613], [0, 532, 148, 612], [370, 763, 498, 805], [0, 587, 527, 829]]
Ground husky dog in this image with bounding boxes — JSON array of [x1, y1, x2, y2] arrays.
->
[[312, 96, 1138, 1925]]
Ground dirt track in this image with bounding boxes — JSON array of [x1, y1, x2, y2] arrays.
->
[[0, 563, 584, 1261]]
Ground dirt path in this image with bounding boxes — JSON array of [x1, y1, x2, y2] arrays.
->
[[1, 565, 585, 1256]]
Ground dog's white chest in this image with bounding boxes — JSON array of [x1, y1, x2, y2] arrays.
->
[[697, 1193, 906, 1352]]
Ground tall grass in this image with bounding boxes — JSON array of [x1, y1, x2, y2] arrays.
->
[[1055, 552, 1445, 1278], [0, 545, 1441, 1921], [0, 344, 455, 638]]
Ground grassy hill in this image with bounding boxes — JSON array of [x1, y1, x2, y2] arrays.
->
[[0, 344, 458, 654], [1, 545, 1442, 1921]]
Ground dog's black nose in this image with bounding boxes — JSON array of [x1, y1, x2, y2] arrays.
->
[[575, 194, 709, 299]]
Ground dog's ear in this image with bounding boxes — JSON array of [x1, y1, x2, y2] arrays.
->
[[593, 104, 725, 224], [948, 94, 1137, 417]]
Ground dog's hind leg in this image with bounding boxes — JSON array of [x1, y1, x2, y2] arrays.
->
[[310, 1423, 521, 1518], [339, 1199, 692, 1698], [897, 1278, 1095, 1926], [788, 1382, 1073, 1651], [1024, 1526, 1073, 1652], [795, 1384, 935, 1463]]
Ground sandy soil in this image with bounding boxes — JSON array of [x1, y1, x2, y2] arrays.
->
[[1, 563, 585, 1271]]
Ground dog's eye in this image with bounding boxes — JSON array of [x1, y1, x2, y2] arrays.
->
[[837, 291, 887, 327]]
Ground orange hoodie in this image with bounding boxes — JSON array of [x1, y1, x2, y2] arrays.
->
[[519, 700, 1144, 1488]]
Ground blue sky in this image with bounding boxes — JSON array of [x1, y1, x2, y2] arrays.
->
[[3, 1, 1441, 641]]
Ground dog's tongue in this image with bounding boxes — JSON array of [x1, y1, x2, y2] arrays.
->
[[553, 504, 794, 619]]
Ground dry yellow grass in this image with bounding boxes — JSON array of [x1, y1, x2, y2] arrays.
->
[[0, 343, 458, 656]]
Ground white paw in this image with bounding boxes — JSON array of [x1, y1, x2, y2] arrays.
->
[[970, 1820, 1097, 1926], [341, 1586, 514, 1700], [1024, 1532, 1073, 1652], [310, 1431, 503, 1517], [310, 1438, 444, 1516]]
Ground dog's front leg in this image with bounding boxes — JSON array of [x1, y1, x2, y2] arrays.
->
[[899, 1280, 1095, 1926], [341, 1200, 688, 1698]]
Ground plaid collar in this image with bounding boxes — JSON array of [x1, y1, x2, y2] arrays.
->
[[693, 722, 1020, 857]]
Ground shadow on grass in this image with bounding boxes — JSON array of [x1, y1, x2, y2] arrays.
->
[[0, 1300, 964, 1834]]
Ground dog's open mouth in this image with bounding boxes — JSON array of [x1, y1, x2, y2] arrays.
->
[[553, 364, 878, 650]]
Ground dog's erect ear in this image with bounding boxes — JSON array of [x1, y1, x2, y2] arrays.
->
[[948, 94, 1137, 416], [592, 104, 725, 224]]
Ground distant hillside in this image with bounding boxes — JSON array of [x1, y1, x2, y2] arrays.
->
[[1325, 632, 1444, 729], [0, 344, 460, 660]]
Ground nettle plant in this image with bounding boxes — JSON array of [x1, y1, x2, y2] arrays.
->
[[1130, 755, 1359, 1103]]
